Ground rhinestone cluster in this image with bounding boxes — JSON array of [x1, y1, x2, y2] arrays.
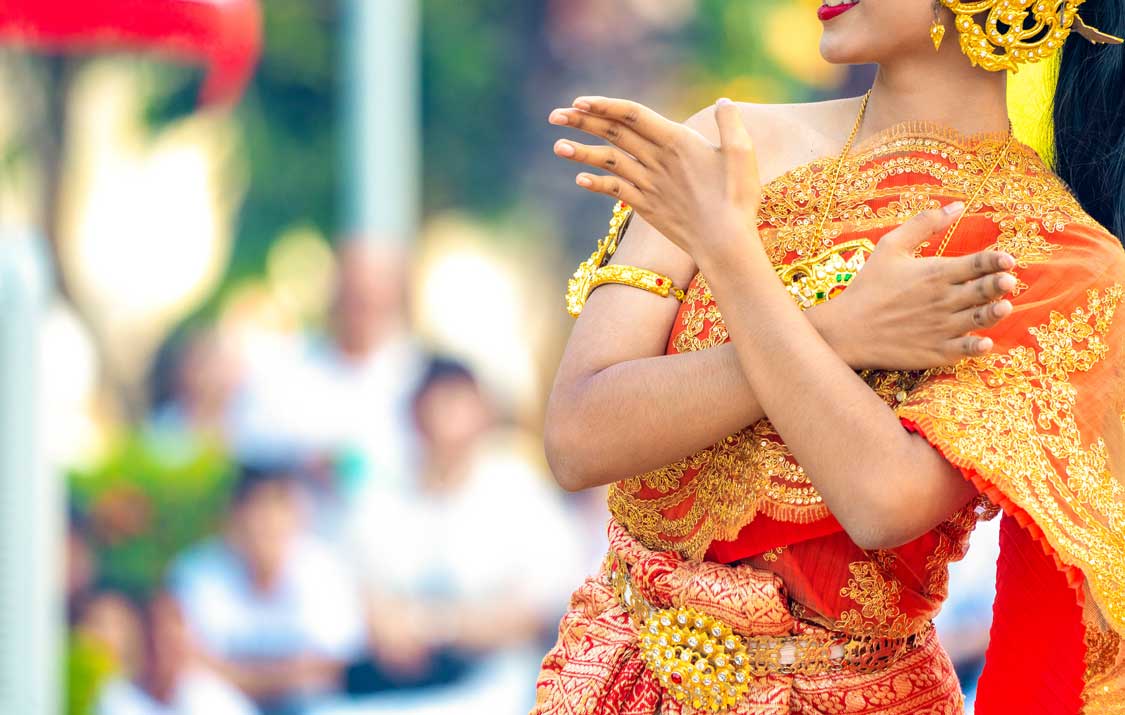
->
[[638, 606, 753, 712], [776, 238, 874, 310]]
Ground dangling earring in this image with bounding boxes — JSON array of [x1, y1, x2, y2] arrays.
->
[[930, 1, 946, 51]]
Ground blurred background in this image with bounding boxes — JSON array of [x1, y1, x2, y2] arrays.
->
[[0, 1, 1000, 714]]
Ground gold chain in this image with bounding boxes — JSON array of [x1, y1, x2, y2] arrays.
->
[[818, 91, 1015, 258], [934, 125, 1015, 256], [814, 91, 871, 244]]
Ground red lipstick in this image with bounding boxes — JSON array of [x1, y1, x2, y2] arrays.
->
[[818, 2, 859, 22]]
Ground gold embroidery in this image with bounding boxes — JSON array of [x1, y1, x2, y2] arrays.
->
[[987, 215, 1063, 295], [761, 547, 785, 563], [1087, 626, 1122, 680], [925, 495, 1000, 599], [757, 127, 1101, 263], [835, 556, 919, 639], [607, 123, 1115, 567], [609, 422, 827, 560], [897, 285, 1125, 634], [672, 274, 728, 354]]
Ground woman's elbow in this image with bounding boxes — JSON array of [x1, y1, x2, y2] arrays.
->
[[544, 403, 602, 492], [839, 488, 921, 550], [847, 523, 915, 551]]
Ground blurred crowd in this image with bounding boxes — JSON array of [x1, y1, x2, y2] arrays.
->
[[65, 240, 606, 715]]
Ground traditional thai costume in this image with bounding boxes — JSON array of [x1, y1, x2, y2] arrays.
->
[[536, 121, 1125, 714]]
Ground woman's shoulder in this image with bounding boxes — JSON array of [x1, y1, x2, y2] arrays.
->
[[681, 96, 864, 183]]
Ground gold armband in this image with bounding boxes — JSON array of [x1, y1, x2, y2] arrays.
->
[[565, 201, 687, 318]]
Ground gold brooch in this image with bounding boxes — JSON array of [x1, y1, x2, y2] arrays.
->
[[776, 239, 875, 309]]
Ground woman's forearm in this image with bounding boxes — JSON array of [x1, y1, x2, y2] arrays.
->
[[697, 237, 977, 549], [545, 301, 853, 490]]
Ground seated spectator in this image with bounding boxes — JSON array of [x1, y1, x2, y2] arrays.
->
[[168, 463, 365, 715], [227, 241, 425, 514], [96, 592, 258, 715], [343, 357, 584, 714]]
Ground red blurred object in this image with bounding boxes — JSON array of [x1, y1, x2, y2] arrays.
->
[[0, 0, 262, 106]]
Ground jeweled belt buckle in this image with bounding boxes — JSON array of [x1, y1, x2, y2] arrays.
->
[[639, 605, 753, 711], [606, 553, 861, 713]]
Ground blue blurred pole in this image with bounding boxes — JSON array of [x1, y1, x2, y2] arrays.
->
[[342, 0, 421, 243], [0, 230, 58, 715]]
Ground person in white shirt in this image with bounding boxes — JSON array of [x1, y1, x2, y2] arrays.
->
[[168, 463, 366, 715], [96, 592, 258, 715], [227, 241, 425, 513], [341, 358, 587, 715]]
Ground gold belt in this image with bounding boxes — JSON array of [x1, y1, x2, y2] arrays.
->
[[605, 553, 932, 713]]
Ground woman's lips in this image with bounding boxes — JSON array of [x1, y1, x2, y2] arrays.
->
[[818, 1, 859, 21]]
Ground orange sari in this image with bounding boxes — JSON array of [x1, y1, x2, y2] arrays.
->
[[534, 122, 1125, 714]]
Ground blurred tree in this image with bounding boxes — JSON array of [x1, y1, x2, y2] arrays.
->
[[149, 1, 341, 287]]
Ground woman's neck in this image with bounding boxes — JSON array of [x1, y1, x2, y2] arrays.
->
[[862, 54, 1009, 141]]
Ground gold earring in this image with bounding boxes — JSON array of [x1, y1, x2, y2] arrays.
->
[[930, 2, 946, 52]]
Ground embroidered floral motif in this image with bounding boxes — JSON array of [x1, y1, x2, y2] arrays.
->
[[897, 285, 1125, 634], [607, 126, 1119, 613], [672, 274, 728, 354], [925, 495, 999, 598]]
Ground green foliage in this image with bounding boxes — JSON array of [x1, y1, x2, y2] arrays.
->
[[65, 632, 118, 715], [68, 430, 235, 599], [420, 0, 541, 215], [145, 0, 341, 294]]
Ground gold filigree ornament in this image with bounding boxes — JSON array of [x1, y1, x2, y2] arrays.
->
[[939, 0, 1123, 74], [566, 201, 687, 318], [638, 607, 754, 712], [607, 554, 752, 711], [776, 239, 875, 309]]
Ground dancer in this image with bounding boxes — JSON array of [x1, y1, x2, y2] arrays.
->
[[537, 1, 1125, 712]]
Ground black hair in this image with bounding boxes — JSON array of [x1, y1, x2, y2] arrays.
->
[[1053, 2, 1125, 242], [411, 355, 478, 406], [230, 461, 299, 506]]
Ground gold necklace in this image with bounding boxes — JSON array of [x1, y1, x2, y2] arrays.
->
[[815, 90, 1016, 258]]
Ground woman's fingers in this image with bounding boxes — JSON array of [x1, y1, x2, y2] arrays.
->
[[948, 272, 1018, 310], [554, 139, 650, 189], [941, 335, 995, 361], [573, 171, 645, 207], [570, 96, 680, 147], [880, 205, 962, 254], [714, 98, 760, 201], [939, 249, 1017, 284], [950, 299, 1014, 334], [548, 108, 657, 162]]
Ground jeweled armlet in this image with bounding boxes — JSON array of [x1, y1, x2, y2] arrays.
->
[[565, 201, 686, 318]]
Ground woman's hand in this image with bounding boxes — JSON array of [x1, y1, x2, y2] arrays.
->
[[549, 96, 762, 263], [824, 204, 1019, 370]]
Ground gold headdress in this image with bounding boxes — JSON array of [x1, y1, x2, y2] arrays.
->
[[939, 0, 1123, 73]]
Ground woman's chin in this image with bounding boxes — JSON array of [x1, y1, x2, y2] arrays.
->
[[818, 37, 866, 66]]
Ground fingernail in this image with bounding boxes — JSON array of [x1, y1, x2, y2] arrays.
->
[[995, 300, 1013, 316], [549, 110, 569, 126], [978, 337, 993, 353], [573, 97, 592, 111], [554, 140, 575, 157], [1000, 253, 1016, 270], [999, 274, 1017, 291], [716, 97, 733, 106], [943, 201, 965, 216], [576, 175, 593, 187]]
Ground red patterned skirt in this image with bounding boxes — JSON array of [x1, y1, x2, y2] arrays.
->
[[532, 521, 963, 715]]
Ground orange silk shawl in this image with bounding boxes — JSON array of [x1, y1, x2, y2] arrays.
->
[[602, 122, 1125, 712]]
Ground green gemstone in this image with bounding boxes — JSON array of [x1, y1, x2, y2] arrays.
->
[[816, 291, 826, 300]]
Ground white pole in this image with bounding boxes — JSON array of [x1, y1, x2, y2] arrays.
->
[[0, 229, 58, 715], [342, 0, 421, 243]]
